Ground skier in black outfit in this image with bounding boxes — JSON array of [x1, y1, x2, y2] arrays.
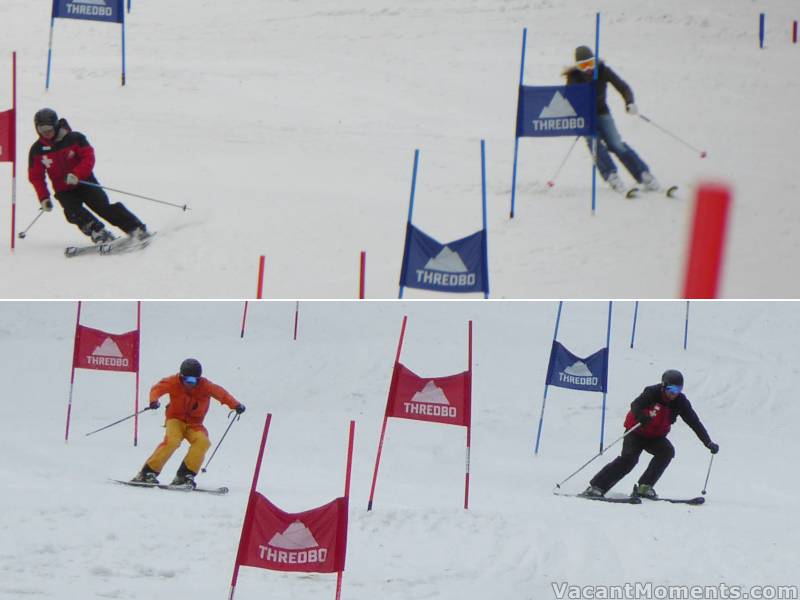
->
[[583, 370, 719, 499], [564, 46, 660, 195], [28, 108, 148, 244]]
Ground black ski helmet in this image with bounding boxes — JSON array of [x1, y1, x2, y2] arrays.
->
[[180, 358, 202, 378], [34, 108, 58, 129], [661, 369, 684, 388], [574, 45, 594, 62]]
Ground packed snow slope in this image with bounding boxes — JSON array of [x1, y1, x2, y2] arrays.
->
[[0, 1, 799, 298], [0, 300, 798, 599]]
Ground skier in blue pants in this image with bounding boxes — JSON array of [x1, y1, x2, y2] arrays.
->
[[564, 45, 660, 195]]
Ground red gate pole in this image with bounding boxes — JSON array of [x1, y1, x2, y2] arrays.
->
[[335, 420, 355, 600], [367, 315, 407, 510], [228, 413, 273, 600], [358, 251, 366, 299], [256, 255, 265, 299], [682, 183, 731, 298], [65, 301, 83, 442]]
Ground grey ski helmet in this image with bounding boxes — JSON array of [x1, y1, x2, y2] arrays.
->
[[34, 108, 58, 129], [661, 369, 684, 388], [574, 45, 594, 62], [180, 358, 202, 378]]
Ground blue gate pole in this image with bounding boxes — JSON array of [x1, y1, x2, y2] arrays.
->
[[510, 28, 527, 219], [683, 301, 690, 350], [46, 9, 56, 90], [630, 300, 639, 348], [121, 4, 126, 86], [759, 13, 765, 49], [481, 139, 489, 298], [591, 13, 601, 213], [535, 301, 563, 454], [398, 149, 419, 299], [600, 301, 612, 452]]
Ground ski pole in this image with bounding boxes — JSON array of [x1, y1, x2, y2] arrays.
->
[[17, 209, 46, 239], [701, 453, 715, 495], [547, 136, 580, 188], [638, 114, 707, 158], [85, 406, 152, 437], [79, 180, 190, 211], [554, 423, 641, 490], [201, 411, 240, 473]]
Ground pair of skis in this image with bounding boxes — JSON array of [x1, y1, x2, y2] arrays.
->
[[555, 490, 705, 505], [112, 478, 228, 496], [623, 185, 680, 200], [65, 231, 156, 258]]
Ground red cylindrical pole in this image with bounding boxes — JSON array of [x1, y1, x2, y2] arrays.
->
[[229, 413, 273, 599], [793, 20, 797, 43], [358, 251, 366, 299], [293, 301, 299, 341], [255, 255, 265, 299], [682, 183, 731, 299]]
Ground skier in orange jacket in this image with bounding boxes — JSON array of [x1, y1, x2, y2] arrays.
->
[[132, 358, 245, 488]]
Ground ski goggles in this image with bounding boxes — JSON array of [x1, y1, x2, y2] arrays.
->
[[181, 375, 199, 386], [36, 124, 55, 136], [664, 384, 682, 394], [576, 58, 595, 72]]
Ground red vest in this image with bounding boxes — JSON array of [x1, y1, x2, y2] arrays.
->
[[624, 402, 673, 438]]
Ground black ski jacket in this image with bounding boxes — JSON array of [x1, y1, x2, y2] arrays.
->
[[565, 62, 634, 116], [629, 384, 712, 445]]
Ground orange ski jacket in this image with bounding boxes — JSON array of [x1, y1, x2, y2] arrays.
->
[[150, 374, 240, 429]]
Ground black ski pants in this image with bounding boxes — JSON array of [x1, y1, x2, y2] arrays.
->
[[55, 183, 144, 237], [590, 433, 675, 493]]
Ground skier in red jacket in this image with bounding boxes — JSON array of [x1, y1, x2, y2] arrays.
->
[[27, 108, 148, 244], [583, 370, 719, 499]]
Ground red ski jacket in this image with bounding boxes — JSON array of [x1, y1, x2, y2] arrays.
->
[[150, 375, 241, 432], [28, 119, 97, 201]]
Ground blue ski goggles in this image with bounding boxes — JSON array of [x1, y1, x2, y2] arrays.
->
[[181, 375, 199, 386], [664, 384, 682, 394]]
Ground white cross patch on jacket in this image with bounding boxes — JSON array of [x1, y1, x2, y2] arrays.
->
[[41, 156, 53, 169]]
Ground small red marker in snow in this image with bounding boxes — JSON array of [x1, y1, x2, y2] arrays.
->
[[700, 151, 707, 158], [547, 181, 555, 188]]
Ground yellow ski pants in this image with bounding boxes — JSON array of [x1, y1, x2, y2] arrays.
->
[[145, 418, 211, 474]]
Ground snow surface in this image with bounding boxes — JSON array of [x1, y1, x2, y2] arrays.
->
[[1, 300, 798, 599], [1, 1, 799, 298]]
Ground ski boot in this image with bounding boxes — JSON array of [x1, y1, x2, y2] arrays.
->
[[90, 227, 117, 245], [640, 171, 660, 192], [580, 485, 605, 498], [632, 483, 658, 499], [131, 464, 159, 485], [170, 462, 197, 489]]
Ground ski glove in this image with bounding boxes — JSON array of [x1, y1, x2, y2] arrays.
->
[[706, 441, 719, 454], [40, 198, 53, 212], [625, 103, 638, 116], [65, 173, 79, 186], [235, 404, 246, 415], [148, 401, 160, 410]]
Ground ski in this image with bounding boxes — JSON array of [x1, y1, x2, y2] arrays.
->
[[65, 232, 156, 258], [638, 495, 705, 505], [664, 185, 679, 198], [554, 491, 642, 504], [111, 478, 228, 495], [624, 187, 640, 199]]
